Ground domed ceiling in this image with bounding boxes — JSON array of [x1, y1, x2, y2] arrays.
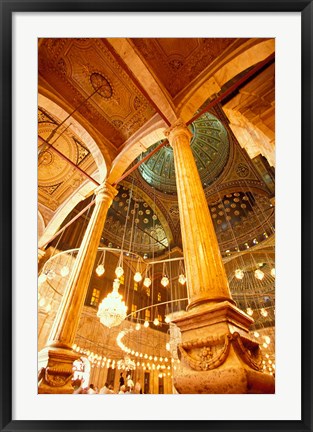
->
[[103, 183, 169, 256], [209, 191, 275, 252], [138, 112, 230, 194]]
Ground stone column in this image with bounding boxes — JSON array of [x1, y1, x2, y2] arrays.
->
[[165, 119, 232, 311], [38, 181, 117, 394], [165, 120, 274, 394]]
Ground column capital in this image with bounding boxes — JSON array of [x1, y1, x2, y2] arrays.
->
[[95, 181, 118, 203], [164, 119, 193, 143]]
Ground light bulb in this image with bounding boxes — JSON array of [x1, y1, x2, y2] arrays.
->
[[166, 342, 170, 351], [38, 273, 47, 285], [144, 321, 149, 328], [255, 269, 264, 280], [135, 323, 141, 331], [246, 307, 253, 316], [38, 297, 46, 307], [143, 277, 151, 287], [60, 265, 70, 277], [264, 336, 271, 344], [260, 308, 268, 317], [45, 303, 52, 313], [164, 315, 171, 324], [178, 274, 186, 285], [153, 318, 159, 326], [235, 269, 244, 280], [271, 268, 276, 277], [96, 264, 105, 276], [47, 270, 56, 280], [134, 272, 142, 282], [161, 276, 169, 287], [115, 266, 124, 278], [254, 331, 259, 338], [263, 343, 268, 348]]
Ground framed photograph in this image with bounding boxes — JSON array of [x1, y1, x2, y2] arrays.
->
[[1, 1, 312, 431]]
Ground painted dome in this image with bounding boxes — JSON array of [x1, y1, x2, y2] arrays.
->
[[138, 112, 230, 194]]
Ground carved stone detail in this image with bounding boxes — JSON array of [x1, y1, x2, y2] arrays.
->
[[231, 332, 263, 371], [43, 366, 73, 387], [177, 334, 231, 371], [177, 332, 263, 372]]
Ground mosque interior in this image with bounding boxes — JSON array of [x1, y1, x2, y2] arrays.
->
[[37, 37, 275, 394]]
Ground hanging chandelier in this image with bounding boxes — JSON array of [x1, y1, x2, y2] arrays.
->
[[117, 356, 136, 371], [97, 278, 127, 328]]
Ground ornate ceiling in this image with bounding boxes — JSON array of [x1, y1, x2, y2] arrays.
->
[[138, 112, 230, 194], [38, 106, 96, 212], [38, 38, 156, 150], [103, 183, 169, 256], [131, 38, 238, 98]]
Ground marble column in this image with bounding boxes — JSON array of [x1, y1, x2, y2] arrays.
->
[[38, 181, 117, 394], [165, 120, 274, 394]]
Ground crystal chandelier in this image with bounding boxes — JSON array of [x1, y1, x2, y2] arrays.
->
[[97, 278, 127, 328]]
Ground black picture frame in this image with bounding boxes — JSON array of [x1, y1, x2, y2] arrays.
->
[[1, 1, 312, 431]]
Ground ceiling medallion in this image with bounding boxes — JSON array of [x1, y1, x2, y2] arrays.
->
[[40, 150, 54, 166], [90, 72, 113, 99]]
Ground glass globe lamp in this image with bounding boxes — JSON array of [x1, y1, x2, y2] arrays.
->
[[115, 266, 124, 278], [246, 307, 253, 316], [96, 264, 105, 276], [255, 269, 264, 280], [178, 274, 186, 285], [143, 277, 151, 287], [134, 272, 142, 282], [235, 269, 244, 280], [60, 266, 70, 277], [161, 276, 169, 287], [38, 273, 47, 285]]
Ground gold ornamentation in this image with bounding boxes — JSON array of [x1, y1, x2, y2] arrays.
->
[[43, 366, 73, 387], [177, 334, 231, 371], [231, 332, 263, 371], [177, 332, 263, 372]]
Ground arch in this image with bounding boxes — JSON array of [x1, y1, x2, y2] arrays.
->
[[38, 95, 110, 249], [223, 109, 275, 167], [38, 179, 97, 249], [107, 115, 166, 184], [38, 94, 108, 180], [178, 39, 275, 122]]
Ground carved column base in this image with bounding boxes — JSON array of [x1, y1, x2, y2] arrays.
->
[[172, 301, 275, 394], [38, 347, 80, 394]]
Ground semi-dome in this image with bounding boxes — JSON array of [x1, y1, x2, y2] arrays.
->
[[138, 112, 230, 194]]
